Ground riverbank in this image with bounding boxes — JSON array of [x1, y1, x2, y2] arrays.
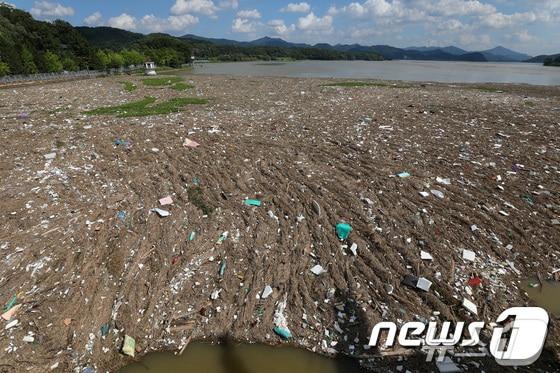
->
[[0, 74, 559, 372]]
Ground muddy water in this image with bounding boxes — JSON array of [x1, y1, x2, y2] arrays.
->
[[121, 342, 367, 373], [523, 279, 560, 317], [191, 60, 560, 85]]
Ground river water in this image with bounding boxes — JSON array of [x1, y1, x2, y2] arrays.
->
[[192, 60, 560, 86], [121, 342, 367, 373]]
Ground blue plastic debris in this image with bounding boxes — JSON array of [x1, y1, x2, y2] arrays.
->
[[336, 222, 352, 240]]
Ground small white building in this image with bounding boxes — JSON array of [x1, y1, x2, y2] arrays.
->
[[144, 61, 156, 76]]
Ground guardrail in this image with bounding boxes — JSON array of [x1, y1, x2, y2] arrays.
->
[[0, 67, 144, 85]]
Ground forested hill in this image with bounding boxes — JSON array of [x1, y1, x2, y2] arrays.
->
[[0, 4, 382, 76]]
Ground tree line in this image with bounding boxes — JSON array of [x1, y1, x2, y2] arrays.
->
[[0, 4, 382, 77]]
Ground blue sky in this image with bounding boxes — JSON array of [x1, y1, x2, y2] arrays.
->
[[7, 0, 560, 55]]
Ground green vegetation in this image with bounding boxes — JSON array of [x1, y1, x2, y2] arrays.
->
[[324, 81, 411, 88], [120, 81, 137, 92], [143, 76, 183, 86], [0, 4, 383, 76], [170, 82, 194, 91], [544, 56, 560, 66], [187, 186, 214, 215], [475, 86, 504, 93], [0, 60, 9, 76], [43, 51, 63, 72], [85, 96, 207, 117]]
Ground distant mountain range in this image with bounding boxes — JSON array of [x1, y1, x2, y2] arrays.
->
[[182, 34, 535, 62], [526, 53, 560, 63]]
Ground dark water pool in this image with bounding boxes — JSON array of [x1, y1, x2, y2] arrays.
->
[[121, 342, 368, 373]]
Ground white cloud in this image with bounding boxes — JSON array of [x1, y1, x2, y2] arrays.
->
[[232, 17, 258, 33], [218, 0, 238, 9], [171, 0, 218, 16], [513, 30, 536, 43], [141, 14, 199, 32], [281, 2, 311, 13], [83, 11, 102, 26], [459, 33, 491, 49], [479, 11, 537, 28], [436, 19, 466, 32], [416, 0, 496, 17], [237, 9, 261, 19], [107, 13, 137, 30], [30, 1, 74, 19], [268, 19, 296, 37], [297, 12, 333, 32]]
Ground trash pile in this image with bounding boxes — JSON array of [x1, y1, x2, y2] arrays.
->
[[0, 75, 559, 372]]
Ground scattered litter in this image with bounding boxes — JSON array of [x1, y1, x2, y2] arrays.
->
[[462, 298, 478, 315], [261, 285, 273, 299], [44, 153, 56, 161], [436, 177, 451, 185], [349, 243, 358, 256], [117, 211, 127, 221], [2, 304, 21, 321], [420, 250, 433, 260], [402, 274, 432, 292], [310, 264, 326, 275], [436, 357, 462, 373], [336, 222, 352, 240], [397, 172, 411, 178], [216, 231, 228, 244], [462, 249, 476, 262], [244, 199, 262, 207], [5, 319, 18, 330], [210, 289, 222, 300], [3, 294, 17, 313], [23, 335, 35, 343], [419, 191, 430, 198], [188, 231, 196, 241], [273, 295, 292, 340], [151, 208, 170, 217], [468, 276, 482, 287], [122, 335, 136, 357], [183, 138, 200, 148], [312, 200, 321, 215], [219, 259, 227, 277], [159, 196, 173, 206], [431, 190, 445, 199]]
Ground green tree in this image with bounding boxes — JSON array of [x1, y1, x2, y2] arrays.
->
[[43, 51, 63, 72], [121, 49, 144, 66], [95, 50, 110, 69], [108, 51, 125, 68], [21, 47, 38, 74], [62, 56, 78, 71], [0, 60, 9, 76]]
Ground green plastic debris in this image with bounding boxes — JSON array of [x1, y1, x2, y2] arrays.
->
[[3, 294, 16, 313], [244, 199, 262, 207], [122, 335, 136, 357], [521, 194, 535, 205], [100, 323, 110, 337], [273, 326, 292, 340], [189, 231, 196, 241], [216, 231, 228, 245], [219, 259, 227, 277], [397, 172, 411, 178], [528, 281, 540, 288], [336, 222, 352, 240]]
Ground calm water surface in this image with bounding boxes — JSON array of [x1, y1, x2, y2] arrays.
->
[[121, 342, 367, 373], [192, 60, 560, 86]]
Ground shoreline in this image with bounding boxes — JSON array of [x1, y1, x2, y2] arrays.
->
[[0, 74, 559, 372]]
